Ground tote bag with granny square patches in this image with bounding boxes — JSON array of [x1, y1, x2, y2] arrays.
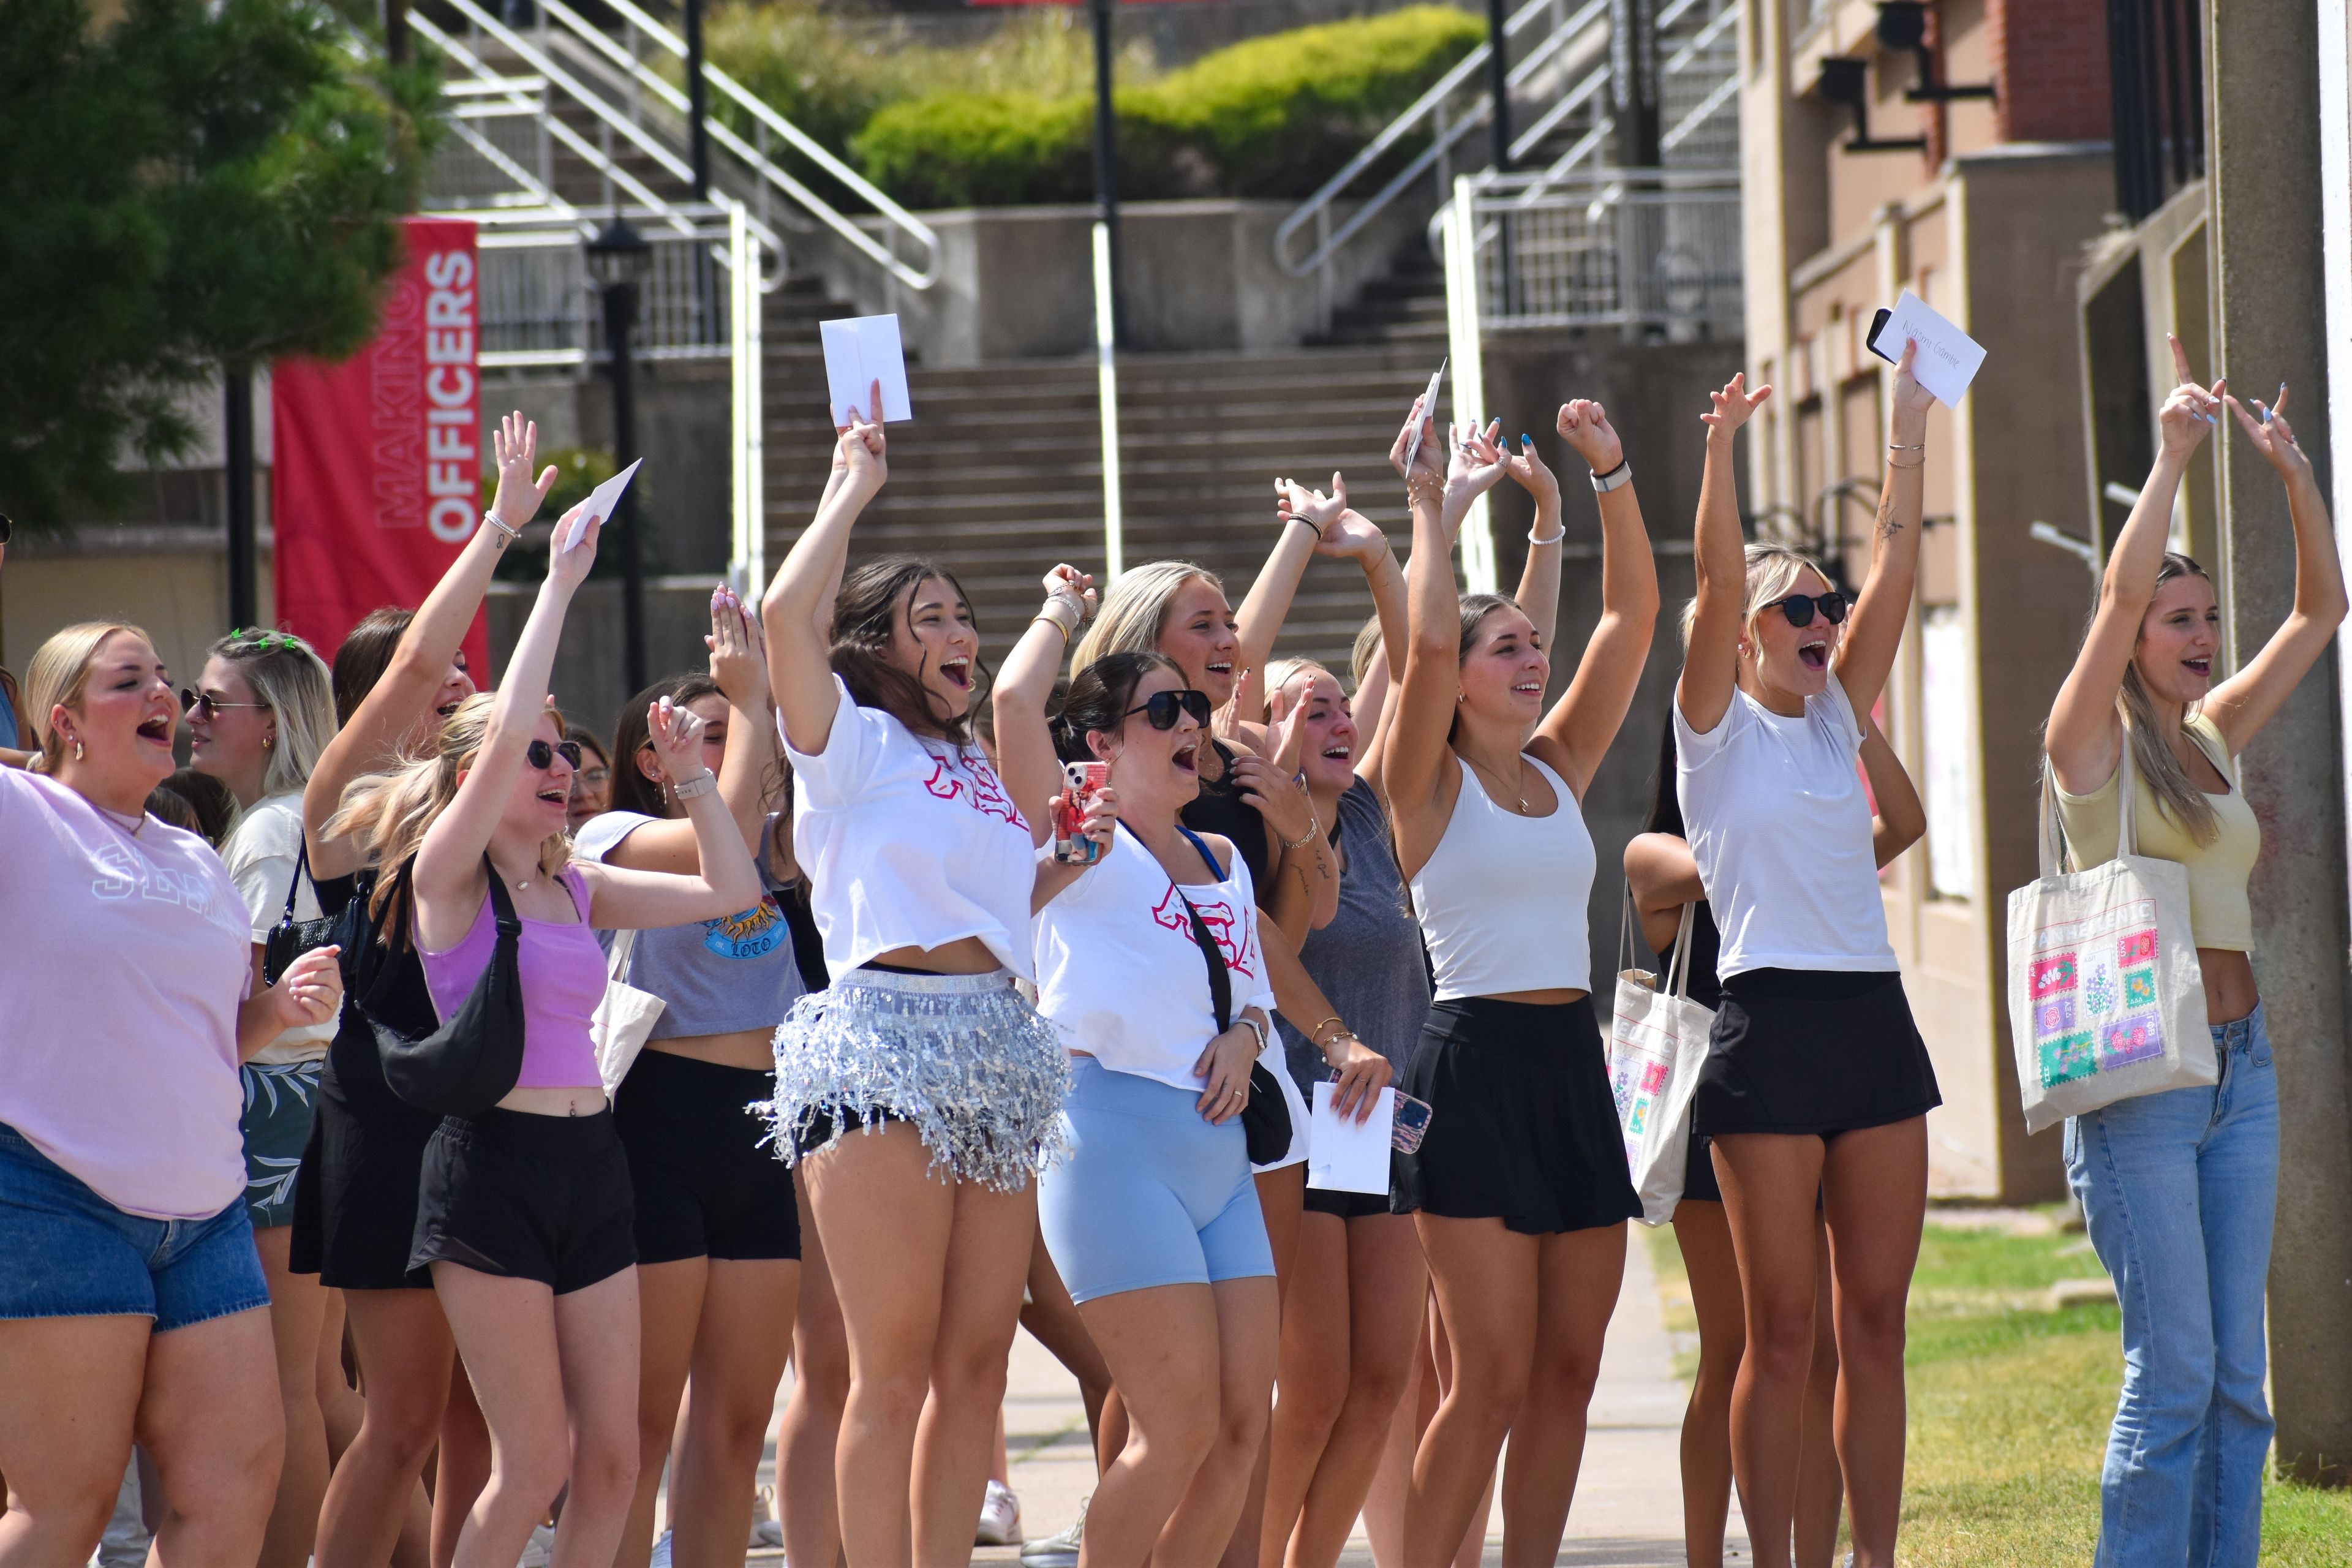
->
[[2005, 738, 2214, 1134]]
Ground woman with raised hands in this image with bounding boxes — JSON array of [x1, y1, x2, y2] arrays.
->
[[758, 403, 1072, 1567], [995, 570, 1284, 1568], [333, 501, 758, 1568], [2044, 341, 2344, 1567], [1380, 391, 1657, 1566], [569, 589, 813, 1568], [0, 622, 344, 1567], [1673, 353, 1934, 1568], [1627, 703, 1925, 1568], [295, 411, 560, 1568]]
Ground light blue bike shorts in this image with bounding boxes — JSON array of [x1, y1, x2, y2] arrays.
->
[[1039, 1057, 1275, 1305]]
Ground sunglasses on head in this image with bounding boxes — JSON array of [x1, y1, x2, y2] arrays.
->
[[181, 688, 269, 718], [1767, 591, 1849, 628], [1123, 689, 1213, 730], [526, 739, 584, 771]]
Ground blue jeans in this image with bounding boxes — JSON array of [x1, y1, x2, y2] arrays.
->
[[2065, 1005, 2277, 1568]]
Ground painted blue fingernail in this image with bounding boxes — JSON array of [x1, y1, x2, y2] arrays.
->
[[1521, 434, 1532, 447]]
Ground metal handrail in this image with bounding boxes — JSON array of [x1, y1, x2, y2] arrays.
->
[[1273, 0, 1611, 279], [534, 0, 940, 292]]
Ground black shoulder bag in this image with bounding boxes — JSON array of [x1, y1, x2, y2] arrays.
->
[[1172, 829, 1292, 1166], [375, 856, 529, 1117]]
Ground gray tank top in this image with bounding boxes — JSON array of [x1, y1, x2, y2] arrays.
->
[[575, 810, 807, 1041], [1278, 778, 1432, 1094]]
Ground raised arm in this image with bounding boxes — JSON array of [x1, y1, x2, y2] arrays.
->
[[2046, 336, 2222, 790], [1376, 401, 1511, 826], [1677, 375, 1773, 734], [306, 412, 559, 875], [1831, 341, 1932, 719], [996, 566, 1097, 845], [763, 397, 887, 756], [1232, 481, 1333, 718], [581, 698, 762, 930], [1859, 715, 1924, 867], [2201, 388, 2349, 752], [1532, 400, 1658, 796], [595, 589, 779, 875], [411, 503, 598, 940], [1506, 434, 1564, 649]]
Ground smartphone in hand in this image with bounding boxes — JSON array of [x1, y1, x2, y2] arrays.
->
[[1054, 761, 1109, 866]]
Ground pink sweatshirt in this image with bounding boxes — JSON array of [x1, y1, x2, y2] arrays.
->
[[0, 768, 253, 1220]]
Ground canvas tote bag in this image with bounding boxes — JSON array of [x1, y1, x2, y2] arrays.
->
[[2005, 734, 2215, 1134], [592, 924, 668, 1096], [1608, 894, 1714, 1226]]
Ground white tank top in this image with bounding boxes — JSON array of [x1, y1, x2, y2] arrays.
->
[[1408, 753, 1595, 1001]]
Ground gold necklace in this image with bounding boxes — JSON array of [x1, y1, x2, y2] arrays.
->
[[1468, 753, 1532, 815]]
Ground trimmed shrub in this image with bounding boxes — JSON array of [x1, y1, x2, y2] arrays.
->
[[850, 5, 1483, 208]]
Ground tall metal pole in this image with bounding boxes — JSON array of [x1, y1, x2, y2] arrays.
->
[[685, 0, 720, 344], [1090, 0, 1125, 346], [224, 364, 258, 631], [383, 0, 409, 65], [1485, 0, 1515, 310], [603, 281, 648, 696]]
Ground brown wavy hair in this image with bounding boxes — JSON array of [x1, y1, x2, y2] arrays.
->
[[831, 557, 985, 745]]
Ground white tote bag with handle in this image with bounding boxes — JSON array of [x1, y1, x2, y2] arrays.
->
[[592, 925, 667, 1097], [2004, 735, 2215, 1135], [1607, 895, 1715, 1226]]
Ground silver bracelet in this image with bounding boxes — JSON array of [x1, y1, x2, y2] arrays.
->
[[1237, 1015, 1268, 1054], [1528, 522, 1566, 545], [670, 771, 717, 801], [482, 510, 521, 543]]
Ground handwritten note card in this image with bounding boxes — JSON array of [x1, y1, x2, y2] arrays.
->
[[561, 458, 643, 552], [1307, 1082, 1395, 1195], [820, 314, 913, 425], [1872, 288, 1985, 407]]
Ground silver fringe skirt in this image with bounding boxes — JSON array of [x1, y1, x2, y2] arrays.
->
[[758, 968, 1072, 1192]]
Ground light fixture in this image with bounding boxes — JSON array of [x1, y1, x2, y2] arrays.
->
[[1875, 3, 1997, 103], [584, 216, 652, 290], [1818, 56, 1928, 154]]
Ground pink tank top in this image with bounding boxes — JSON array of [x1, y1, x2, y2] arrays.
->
[[418, 865, 607, 1091]]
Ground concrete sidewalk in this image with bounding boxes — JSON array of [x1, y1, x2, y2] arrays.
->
[[741, 1226, 1730, 1566]]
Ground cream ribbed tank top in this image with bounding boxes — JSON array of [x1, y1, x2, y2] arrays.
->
[[1407, 753, 1596, 1000]]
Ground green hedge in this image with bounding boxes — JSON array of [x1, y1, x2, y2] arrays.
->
[[852, 6, 1483, 209]]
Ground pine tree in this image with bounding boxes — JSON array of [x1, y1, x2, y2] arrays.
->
[[0, 0, 440, 527]]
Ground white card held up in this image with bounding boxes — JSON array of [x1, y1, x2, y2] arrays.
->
[[1871, 288, 1985, 407], [1307, 1082, 1395, 1195], [562, 458, 643, 552], [820, 314, 913, 424], [1401, 359, 1446, 475]]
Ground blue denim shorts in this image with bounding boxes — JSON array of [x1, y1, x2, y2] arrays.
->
[[0, 1122, 270, 1332]]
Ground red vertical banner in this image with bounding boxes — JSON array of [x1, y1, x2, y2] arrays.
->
[[273, 216, 489, 682]]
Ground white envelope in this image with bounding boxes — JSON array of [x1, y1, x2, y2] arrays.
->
[[1872, 288, 1985, 407], [820, 314, 913, 424], [560, 458, 643, 552], [1306, 1082, 1395, 1195]]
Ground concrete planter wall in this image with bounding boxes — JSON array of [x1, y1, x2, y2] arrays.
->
[[814, 195, 1438, 364]]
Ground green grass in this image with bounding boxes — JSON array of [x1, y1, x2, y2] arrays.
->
[[1641, 1214, 2352, 1564]]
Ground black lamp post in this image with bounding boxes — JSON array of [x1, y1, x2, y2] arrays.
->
[[1088, 0, 1125, 345], [586, 216, 653, 698], [224, 363, 257, 632]]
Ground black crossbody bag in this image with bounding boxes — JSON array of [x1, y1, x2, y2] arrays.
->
[[373, 856, 529, 1117], [1172, 828, 1292, 1166], [263, 835, 352, 986]]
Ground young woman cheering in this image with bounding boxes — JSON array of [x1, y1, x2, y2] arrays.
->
[[2045, 341, 2344, 1566], [1675, 355, 1934, 1568], [1381, 394, 1657, 1566], [758, 406, 1071, 1567]]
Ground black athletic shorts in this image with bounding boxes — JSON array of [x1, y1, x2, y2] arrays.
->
[[409, 1108, 635, 1294], [614, 1049, 801, 1264]]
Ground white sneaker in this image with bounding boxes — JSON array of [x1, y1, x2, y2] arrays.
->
[[749, 1484, 785, 1549], [1016, 1495, 1084, 1566], [516, 1523, 557, 1568], [647, 1527, 673, 1567], [974, 1479, 1022, 1546]]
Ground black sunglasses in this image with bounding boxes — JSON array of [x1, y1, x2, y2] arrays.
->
[[181, 688, 270, 718], [0, 512, 12, 545], [526, 739, 584, 771], [1123, 689, 1213, 730], [1767, 591, 1849, 628]]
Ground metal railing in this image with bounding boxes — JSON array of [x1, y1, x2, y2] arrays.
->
[[1274, 0, 1740, 303], [1443, 168, 1742, 333], [517, 0, 940, 292], [469, 205, 746, 368]]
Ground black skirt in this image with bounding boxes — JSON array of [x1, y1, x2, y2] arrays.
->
[[1394, 995, 1642, 1235], [1694, 968, 1941, 1137]]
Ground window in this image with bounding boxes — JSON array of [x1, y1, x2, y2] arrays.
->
[[1920, 605, 1975, 900]]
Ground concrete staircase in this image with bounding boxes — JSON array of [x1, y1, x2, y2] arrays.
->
[[761, 345, 1443, 677]]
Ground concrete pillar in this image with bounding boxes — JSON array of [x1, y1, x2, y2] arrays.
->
[[2207, 0, 2352, 1486]]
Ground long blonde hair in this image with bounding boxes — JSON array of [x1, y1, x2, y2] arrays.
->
[[23, 621, 148, 775], [204, 629, 337, 799], [1073, 562, 1226, 673], [2116, 552, 2222, 845], [329, 693, 571, 921]]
